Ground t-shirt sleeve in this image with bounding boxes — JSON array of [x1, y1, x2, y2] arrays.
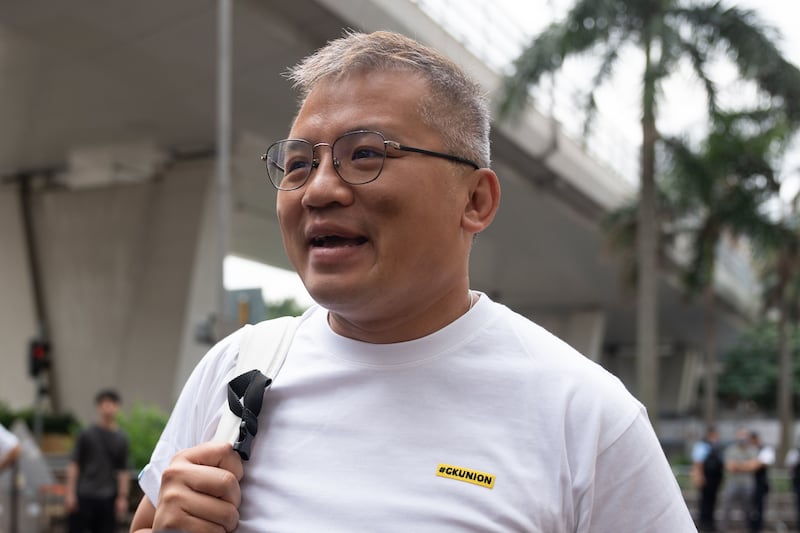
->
[[691, 441, 710, 463], [137, 327, 247, 505], [759, 446, 775, 466], [0, 425, 19, 461], [787, 448, 799, 468], [581, 409, 696, 531]]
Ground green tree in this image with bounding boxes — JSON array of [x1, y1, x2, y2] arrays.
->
[[266, 297, 308, 319], [500, 0, 800, 421], [753, 202, 800, 463], [117, 403, 169, 470], [719, 320, 800, 413]]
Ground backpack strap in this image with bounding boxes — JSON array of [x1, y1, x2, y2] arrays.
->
[[212, 315, 301, 460]]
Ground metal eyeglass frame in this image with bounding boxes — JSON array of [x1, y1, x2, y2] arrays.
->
[[261, 130, 480, 191]]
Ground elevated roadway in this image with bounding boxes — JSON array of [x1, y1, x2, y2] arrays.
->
[[0, 0, 755, 422]]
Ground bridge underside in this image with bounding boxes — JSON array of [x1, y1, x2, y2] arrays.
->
[[0, 0, 749, 421]]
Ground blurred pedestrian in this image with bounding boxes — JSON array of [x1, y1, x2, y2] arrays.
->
[[691, 425, 724, 531], [720, 427, 759, 532], [66, 389, 130, 533], [746, 431, 773, 533]]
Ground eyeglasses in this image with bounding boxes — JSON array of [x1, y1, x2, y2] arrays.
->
[[261, 130, 479, 191]]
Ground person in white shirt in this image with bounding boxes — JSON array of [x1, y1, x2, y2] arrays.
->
[[130, 30, 694, 533], [0, 423, 21, 471]]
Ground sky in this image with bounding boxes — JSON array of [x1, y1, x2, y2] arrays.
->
[[225, 255, 313, 306], [225, 0, 800, 306]]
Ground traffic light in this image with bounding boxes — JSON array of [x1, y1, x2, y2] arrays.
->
[[28, 339, 50, 377]]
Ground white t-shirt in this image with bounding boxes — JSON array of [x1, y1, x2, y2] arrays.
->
[[0, 424, 19, 464], [140, 294, 694, 532], [758, 445, 775, 466], [787, 448, 800, 468]]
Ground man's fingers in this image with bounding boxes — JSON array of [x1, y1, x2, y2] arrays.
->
[[178, 441, 244, 480], [182, 491, 240, 531], [157, 486, 239, 533], [153, 441, 245, 532], [217, 445, 245, 481], [161, 462, 241, 507]]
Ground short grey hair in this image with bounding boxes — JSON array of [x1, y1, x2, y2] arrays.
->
[[287, 30, 491, 168]]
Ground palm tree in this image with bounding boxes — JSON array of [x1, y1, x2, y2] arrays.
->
[[756, 200, 800, 464], [500, 0, 800, 420], [662, 110, 787, 425], [602, 184, 680, 293]]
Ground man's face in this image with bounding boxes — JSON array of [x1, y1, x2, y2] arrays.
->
[[97, 398, 119, 420], [276, 70, 475, 340], [735, 429, 749, 447]]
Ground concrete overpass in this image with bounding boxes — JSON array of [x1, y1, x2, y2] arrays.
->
[[0, 0, 756, 424]]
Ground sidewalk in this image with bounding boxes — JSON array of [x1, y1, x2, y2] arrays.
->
[[684, 489, 796, 532]]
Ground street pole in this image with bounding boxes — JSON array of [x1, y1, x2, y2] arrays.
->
[[216, 0, 232, 328]]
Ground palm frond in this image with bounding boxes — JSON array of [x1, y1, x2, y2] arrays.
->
[[671, 33, 717, 114], [660, 108, 791, 299], [677, 2, 800, 124], [499, 0, 627, 118], [581, 36, 625, 138], [500, 23, 568, 118]]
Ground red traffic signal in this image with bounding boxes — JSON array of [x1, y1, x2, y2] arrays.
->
[[28, 339, 50, 377]]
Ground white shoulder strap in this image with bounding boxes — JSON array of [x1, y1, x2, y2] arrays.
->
[[213, 315, 301, 445]]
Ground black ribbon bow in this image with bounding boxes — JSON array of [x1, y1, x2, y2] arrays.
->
[[226, 369, 271, 460]]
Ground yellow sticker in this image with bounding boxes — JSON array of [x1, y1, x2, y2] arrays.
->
[[436, 463, 495, 489]]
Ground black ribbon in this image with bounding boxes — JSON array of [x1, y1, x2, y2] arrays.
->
[[226, 369, 271, 461]]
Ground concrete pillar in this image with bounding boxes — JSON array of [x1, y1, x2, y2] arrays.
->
[[563, 310, 607, 363], [676, 349, 701, 414], [0, 159, 212, 422], [172, 169, 222, 399], [0, 185, 38, 410], [530, 309, 607, 362]]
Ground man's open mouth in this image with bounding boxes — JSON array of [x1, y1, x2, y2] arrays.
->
[[310, 235, 369, 248]]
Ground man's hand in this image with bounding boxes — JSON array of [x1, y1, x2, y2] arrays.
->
[[65, 461, 79, 513], [116, 494, 129, 519], [65, 491, 78, 513], [152, 441, 244, 533], [690, 464, 704, 488]]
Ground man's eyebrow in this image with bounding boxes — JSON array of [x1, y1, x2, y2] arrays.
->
[[288, 126, 397, 143]]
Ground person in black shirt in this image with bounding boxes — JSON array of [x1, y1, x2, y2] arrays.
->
[[691, 426, 724, 531], [66, 389, 130, 533], [747, 431, 774, 533]]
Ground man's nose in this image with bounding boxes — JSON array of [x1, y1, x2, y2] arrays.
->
[[301, 147, 352, 206], [311, 144, 340, 176]]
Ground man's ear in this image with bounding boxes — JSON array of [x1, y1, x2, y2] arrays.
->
[[462, 168, 501, 234]]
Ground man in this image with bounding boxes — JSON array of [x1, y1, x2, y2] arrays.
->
[[0, 423, 21, 471], [66, 389, 130, 533], [720, 427, 759, 532], [691, 426, 724, 531], [131, 30, 694, 532], [747, 431, 774, 533]]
